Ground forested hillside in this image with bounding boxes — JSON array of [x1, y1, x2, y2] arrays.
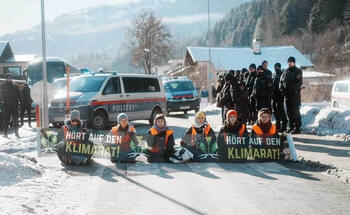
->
[[196, 0, 350, 75]]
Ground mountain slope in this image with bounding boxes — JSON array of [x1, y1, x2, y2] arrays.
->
[[0, 0, 252, 58]]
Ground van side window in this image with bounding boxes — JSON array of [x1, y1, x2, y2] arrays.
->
[[123, 77, 160, 93], [334, 83, 349, 93], [103, 77, 121, 94]]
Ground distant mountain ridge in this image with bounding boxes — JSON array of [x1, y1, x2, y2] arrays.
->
[[0, 0, 252, 58]]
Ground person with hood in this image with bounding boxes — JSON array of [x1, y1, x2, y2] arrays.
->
[[218, 110, 248, 145], [251, 108, 277, 138], [252, 66, 274, 112], [107, 113, 139, 163], [217, 71, 237, 123], [56, 110, 93, 165], [246, 63, 258, 124], [272, 63, 288, 132], [181, 111, 216, 158], [146, 114, 175, 162], [0, 73, 21, 138], [280, 56, 303, 134]]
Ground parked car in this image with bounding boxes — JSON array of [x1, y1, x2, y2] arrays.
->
[[162, 76, 200, 115], [49, 72, 166, 129], [331, 80, 350, 109]]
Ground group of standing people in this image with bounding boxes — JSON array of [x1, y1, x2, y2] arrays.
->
[[216, 56, 303, 134], [0, 73, 33, 138]]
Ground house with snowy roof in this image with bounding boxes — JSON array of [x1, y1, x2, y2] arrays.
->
[[0, 41, 36, 78]]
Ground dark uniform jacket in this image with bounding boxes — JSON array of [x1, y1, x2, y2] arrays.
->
[[280, 66, 303, 97], [252, 72, 274, 98], [0, 82, 20, 109], [21, 86, 33, 107], [272, 69, 284, 101]]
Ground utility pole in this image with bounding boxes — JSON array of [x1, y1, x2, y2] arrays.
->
[[207, 0, 213, 103], [40, 0, 49, 128]]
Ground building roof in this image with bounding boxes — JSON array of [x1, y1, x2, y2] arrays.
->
[[303, 71, 336, 78], [186, 46, 314, 71], [6, 55, 37, 63], [0, 41, 14, 62]]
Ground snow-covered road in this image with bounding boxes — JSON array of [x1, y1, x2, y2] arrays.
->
[[1, 104, 350, 214]]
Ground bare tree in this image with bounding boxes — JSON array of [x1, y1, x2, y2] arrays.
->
[[125, 12, 172, 74]]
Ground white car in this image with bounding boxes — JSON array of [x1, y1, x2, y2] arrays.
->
[[331, 80, 350, 109]]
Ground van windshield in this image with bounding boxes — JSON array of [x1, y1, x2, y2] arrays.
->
[[164, 81, 195, 92], [70, 76, 107, 92]]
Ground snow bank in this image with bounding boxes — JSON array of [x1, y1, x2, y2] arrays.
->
[[0, 153, 44, 186], [301, 105, 350, 138]]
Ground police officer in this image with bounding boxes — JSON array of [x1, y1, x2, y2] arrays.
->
[[0, 74, 21, 138], [20, 83, 33, 127], [262, 60, 272, 78], [272, 63, 288, 132], [252, 66, 274, 113], [280, 57, 303, 134], [246, 63, 257, 124]]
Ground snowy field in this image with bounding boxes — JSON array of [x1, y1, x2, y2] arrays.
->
[[1, 103, 349, 214]]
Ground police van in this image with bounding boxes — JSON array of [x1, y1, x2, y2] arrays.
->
[[162, 76, 200, 115], [49, 72, 166, 129]]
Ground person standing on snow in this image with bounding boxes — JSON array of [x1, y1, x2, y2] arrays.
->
[[20, 83, 33, 127], [246, 63, 258, 124], [272, 63, 288, 132], [280, 56, 303, 134], [252, 66, 274, 112], [0, 73, 21, 138]]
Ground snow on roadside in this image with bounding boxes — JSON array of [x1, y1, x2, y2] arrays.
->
[[301, 104, 350, 140], [0, 153, 83, 215]]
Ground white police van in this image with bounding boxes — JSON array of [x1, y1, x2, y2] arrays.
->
[[49, 72, 166, 129], [162, 76, 200, 115]]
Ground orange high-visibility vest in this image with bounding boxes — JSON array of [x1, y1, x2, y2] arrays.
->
[[150, 127, 174, 153], [111, 125, 135, 144], [252, 124, 277, 137], [191, 124, 212, 145], [223, 124, 246, 142]]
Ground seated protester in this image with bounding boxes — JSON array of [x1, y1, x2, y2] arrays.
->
[[181, 111, 216, 160], [146, 114, 175, 162], [218, 110, 248, 145], [251, 108, 277, 138], [107, 113, 139, 163], [56, 110, 92, 165]]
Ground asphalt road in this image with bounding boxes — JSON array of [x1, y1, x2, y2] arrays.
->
[[40, 111, 350, 215]]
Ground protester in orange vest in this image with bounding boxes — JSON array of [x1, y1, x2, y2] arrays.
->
[[146, 114, 175, 162], [181, 111, 216, 157], [55, 110, 92, 165], [251, 108, 277, 138], [218, 110, 248, 145], [107, 113, 139, 163]]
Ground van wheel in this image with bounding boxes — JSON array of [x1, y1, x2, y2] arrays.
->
[[92, 111, 107, 130], [149, 108, 162, 126], [333, 102, 339, 108]]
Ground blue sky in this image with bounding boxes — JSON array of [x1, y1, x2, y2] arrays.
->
[[0, 0, 140, 36]]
